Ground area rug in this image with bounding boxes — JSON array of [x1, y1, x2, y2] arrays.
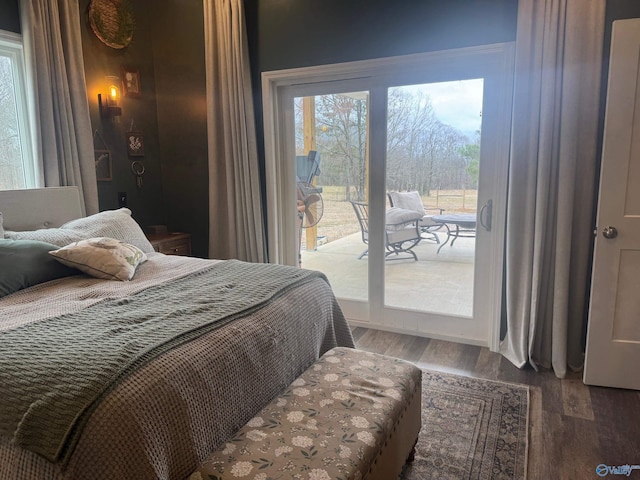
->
[[401, 370, 529, 480]]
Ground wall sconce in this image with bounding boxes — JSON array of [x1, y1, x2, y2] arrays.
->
[[98, 76, 122, 119]]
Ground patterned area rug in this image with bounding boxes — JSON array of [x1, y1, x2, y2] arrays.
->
[[402, 370, 529, 480]]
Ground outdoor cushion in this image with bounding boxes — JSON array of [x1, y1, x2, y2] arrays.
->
[[385, 207, 423, 228], [388, 191, 426, 216]]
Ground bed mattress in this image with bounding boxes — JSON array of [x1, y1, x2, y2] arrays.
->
[[0, 254, 354, 480]]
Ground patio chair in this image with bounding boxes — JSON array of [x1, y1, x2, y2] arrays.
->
[[350, 200, 423, 261], [387, 191, 444, 243]]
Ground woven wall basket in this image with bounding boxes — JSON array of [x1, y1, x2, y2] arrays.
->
[[88, 0, 135, 49]]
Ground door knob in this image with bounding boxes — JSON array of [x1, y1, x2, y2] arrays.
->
[[602, 226, 618, 239]]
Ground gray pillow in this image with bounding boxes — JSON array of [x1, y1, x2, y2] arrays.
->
[[4, 208, 154, 253], [0, 239, 79, 298], [0, 212, 4, 238], [4, 226, 85, 248]]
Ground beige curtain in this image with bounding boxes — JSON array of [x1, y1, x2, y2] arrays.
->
[[203, 0, 266, 262], [500, 0, 605, 377], [20, 0, 98, 215]]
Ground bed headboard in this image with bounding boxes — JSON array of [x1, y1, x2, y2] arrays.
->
[[0, 187, 83, 231]]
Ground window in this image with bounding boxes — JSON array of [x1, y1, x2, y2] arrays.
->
[[0, 30, 37, 190], [263, 43, 515, 348]]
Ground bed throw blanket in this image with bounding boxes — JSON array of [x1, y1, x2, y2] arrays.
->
[[0, 260, 327, 465]]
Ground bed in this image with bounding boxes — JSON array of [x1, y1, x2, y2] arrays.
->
[[0, 187, 355, 480]]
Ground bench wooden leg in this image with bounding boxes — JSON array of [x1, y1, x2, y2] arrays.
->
[[407, 437, 419, 463]]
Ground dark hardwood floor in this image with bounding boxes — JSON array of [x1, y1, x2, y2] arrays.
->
[[352, 327, 640, 480]]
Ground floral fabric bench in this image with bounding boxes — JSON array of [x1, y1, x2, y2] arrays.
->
[[190, 346, 422, 480]]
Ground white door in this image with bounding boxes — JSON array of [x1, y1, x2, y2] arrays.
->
[[584, 19, 640, 390], [262, 45, 513, 349]]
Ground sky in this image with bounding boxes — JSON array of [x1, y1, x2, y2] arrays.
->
[[399, 78, 484, 139]]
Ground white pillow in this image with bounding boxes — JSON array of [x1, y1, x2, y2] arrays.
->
[[49, 237, 147, 281], [388, 191, 426, 216], [5, 208, 154, 253]]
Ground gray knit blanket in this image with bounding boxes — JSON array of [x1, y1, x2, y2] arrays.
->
[[0, 260, 326, 465]]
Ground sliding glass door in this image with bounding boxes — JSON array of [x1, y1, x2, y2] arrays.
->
[[264, 44, 514, 349], [383, 79, 483, 318], [295, 90, 370, 306]]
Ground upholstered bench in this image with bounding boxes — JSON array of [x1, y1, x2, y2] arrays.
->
[[190, 346, 422, 480]]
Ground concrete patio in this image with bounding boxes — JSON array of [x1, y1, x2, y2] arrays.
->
[[300, 231, 476, 317]]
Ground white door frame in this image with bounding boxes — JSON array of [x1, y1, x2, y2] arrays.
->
[[262, 44, 514, 351]]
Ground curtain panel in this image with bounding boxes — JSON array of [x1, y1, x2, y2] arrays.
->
[[20, 0, 98, 215], [500, 0, 605, 377], [203, 0, 266, 262]]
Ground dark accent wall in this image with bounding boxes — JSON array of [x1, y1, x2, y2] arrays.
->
[[248, 0, 518, 73], [78, 0, 208, 258], [80, 0, 164, 226], [147, 0, 209, 258], [0, 0, 19, 33]]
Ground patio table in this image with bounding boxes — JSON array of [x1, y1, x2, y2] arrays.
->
[[432, 213, 477, 254]]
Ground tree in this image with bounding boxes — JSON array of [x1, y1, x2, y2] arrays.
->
[[386, 88, 440, 193], [386, 88, 471, 193], [0, 56, 24, 189], [294, 87, 481, 199], [313, 93, 368, 200], [459, 130, 481, 189]]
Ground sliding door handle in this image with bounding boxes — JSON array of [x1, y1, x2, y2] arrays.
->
[[479, 199, 492, 232]]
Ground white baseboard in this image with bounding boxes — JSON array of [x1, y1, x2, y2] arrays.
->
[[348, 319, 488, 348]]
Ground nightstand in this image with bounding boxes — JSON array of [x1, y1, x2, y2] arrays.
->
[[146, 232, 192, 256]]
